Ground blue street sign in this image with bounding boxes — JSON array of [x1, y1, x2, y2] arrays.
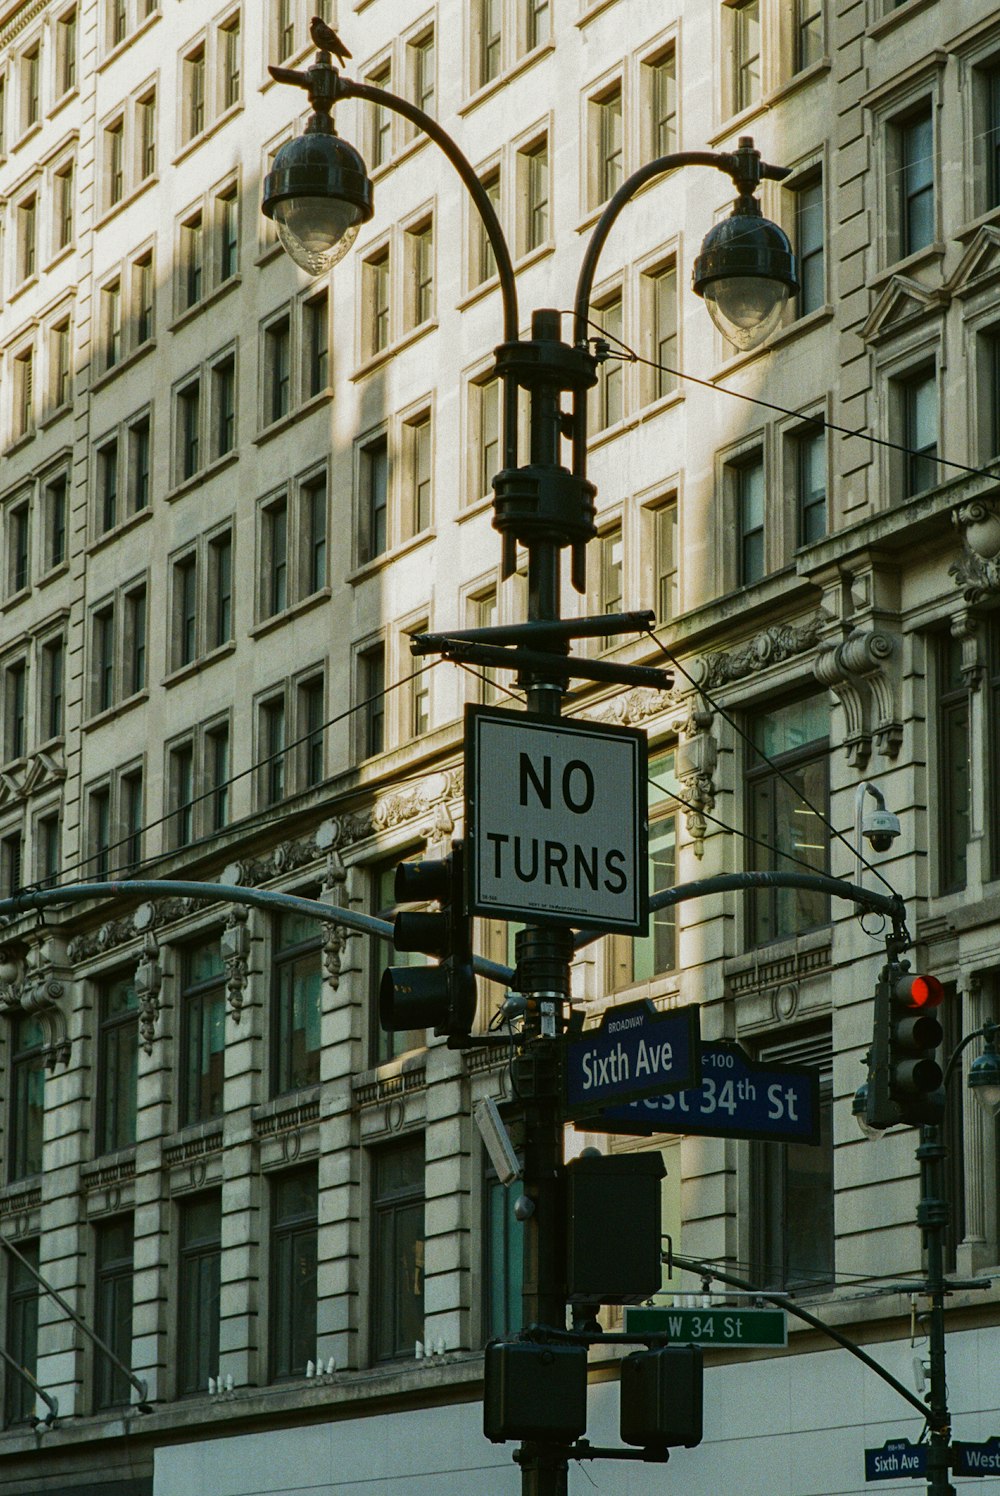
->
[[563, 1000, 700, 1118], [955, 1437, 1000, 1476], [584, 1040, 821, 1145], [864, 1440, 928, 1481]]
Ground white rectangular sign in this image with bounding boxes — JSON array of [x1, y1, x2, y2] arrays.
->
[[465, 705, 648, 934]]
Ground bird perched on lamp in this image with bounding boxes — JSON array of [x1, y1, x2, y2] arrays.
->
[[311, 16, 351, 66]]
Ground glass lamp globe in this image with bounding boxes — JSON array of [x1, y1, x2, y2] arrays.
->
[[263, 122, 374, 275], [968, 1039, 1000, 1116], [853, 1082, 886, 1141], [693, 200, 798, 352]]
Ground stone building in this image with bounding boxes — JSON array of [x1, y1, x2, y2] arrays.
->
[[0, 0, 997, 1492]]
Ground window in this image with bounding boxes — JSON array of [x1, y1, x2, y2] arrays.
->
[[474, 169, 501, 286], [264, 314, 291, 423], [220, 15, 241, 111], [270, 1168, 317, 1381], [304, 290, 329, 397], [517, 138, 548, 256], [43, 471, 68, 570], [404, 221, 434, 330], [36, 811, 60, 886], [132, 250, 154, 346], [169, 740, 195, 847], [177, 1194, 222, 1397], [120, 766, 143, 871], [643, 262, 678, 402], [363, 249, 390, 361], [598, 525, 623, 633], [654, 502, 678, 624], [94, 1217, 134, 1409], [358, 643, 385, 757], [631, 751, 679, 981], [17, 195, 36, 283], [217, 185, 239, 281], [51, 318, 72, 410], [984, 66, 1000, 214], [750, 1029, 833, 1291], [92, 603, 115, 713], [794, 174, 824, 316], [900, 365, 938, 497], [796, 425, 826, 546], [467, 587, 499, 703], [275, 0, 297, 62], [206, 721, 230, 830], [57, 9, 77, 95], [272, 914, 322, 1095], [591, 294, 623, 430], [366, 60, 393, 169], [899, 105, 934, 258], [183, 44, 206, 143], [746, 696, 830, 946], [13, 348, 34, 440], [405, 619, 431, 738], [3, 661, 27, 762], [299, 674, 325, 787], [176, 379, 201, 481], [408, 29, 435, 117], [938, 635, 970, 894], [54, 161, 75, 251], [179, 939, 226, 1126], [302, 473, 327, 597], [88, 784, 112, 879], [471, 375, 500, 501], [4, 1240, 39, 1426], [0, 75, 7, 157], [208, 528, 233, 646], [1, 828, 23, 900], [124, 583, 147, 696], [8, 1015, 44, 1182], [173, 553, 198, 668], [106, 118, 125, 206], [181, 213, 204, 310], [359, 435, 389, 564], [795, 0, 823, 72], [483, 1145, 523, 1339], [731, 0, 761, 115], [404, 413, 432, 539], [263, 499, 288, 617], [21, 43, 40, 131], [591, 86, 623, 209], [7, 502, 29, 596], [735, 452, 765, 585], [102, 279, 122, 372], [127, 413, 151, 512], [644, 48, 677, 158], [97, 973, 138, 1155], [108, 0, 127, 48], [138, 90, 156, 179], [41, 635, 65, 741], [372, 1138, 424, 1362], [260, 694, 286, 805], [475, 0, 503, 89]]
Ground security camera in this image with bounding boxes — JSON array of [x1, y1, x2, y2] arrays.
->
[[862, 807, 900, 853]]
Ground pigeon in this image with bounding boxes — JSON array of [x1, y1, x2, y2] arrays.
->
[[310, 16, 351, 66]]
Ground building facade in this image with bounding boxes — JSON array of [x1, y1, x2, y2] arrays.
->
[[0, 0, 997, 1491]]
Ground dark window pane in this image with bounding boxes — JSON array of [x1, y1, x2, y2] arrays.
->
[[98, 975, 138, 1154], [272, 915, 322, 1095], [372, 1139, 424, 1361], [4, 1239, 39, 1424], [270, 1168, 317, 1380], [177, 1193, 221, 1395], [9, 1016, 44, 1182], [94, 1216, 134, 1408], [180, 941, 226, 1127]]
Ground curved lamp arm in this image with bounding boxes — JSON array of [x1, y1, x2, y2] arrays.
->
[[942, 1021, 999, 1091]]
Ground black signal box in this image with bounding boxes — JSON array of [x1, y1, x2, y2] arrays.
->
[[620, 1344, 704, 1450], [483, 1341, 588, 1444], [566, 1151, 665, 1303]]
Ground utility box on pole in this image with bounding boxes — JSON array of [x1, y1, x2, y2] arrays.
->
[[565, 1151, 665, 1302]]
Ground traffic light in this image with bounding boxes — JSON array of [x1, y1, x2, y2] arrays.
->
[[867, 961, 945, 1129], [379, 840, 478, 1045]]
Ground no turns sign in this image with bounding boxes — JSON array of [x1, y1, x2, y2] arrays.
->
[[464, 705, 648, 934]]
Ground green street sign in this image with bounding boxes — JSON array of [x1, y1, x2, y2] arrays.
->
[[624, 1305, 788, 1348]]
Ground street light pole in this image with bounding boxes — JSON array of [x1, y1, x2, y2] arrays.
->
[[263, 24, 796, 1496]]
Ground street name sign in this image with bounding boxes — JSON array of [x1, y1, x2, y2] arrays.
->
[[584, 1040, 822, 1145], [465, 705, 647, 934], [624, 1305, 787, 1349], [864, 1440, 928, 1481], [955, 1438, 1000, 1476], [563, 1000, 700, 1118]]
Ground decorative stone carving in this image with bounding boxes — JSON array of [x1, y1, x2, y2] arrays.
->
[[134, 933, 162, 1055], [814, 628, 902, 767], [0, 749, 66, 810], [588, 686, 676, 728], [692, 615, 824, 692], [220, 906, 250, 1023], [0, 935, 72, 1068], [67, 897, 197, 963], [370, 771, 459, 836], [675, 703, 717, 860], [318, 849, 349, 990]]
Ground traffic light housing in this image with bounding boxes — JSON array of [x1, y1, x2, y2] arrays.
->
[[866, 961, 945, 1129], [379, 841, 478, 1045]]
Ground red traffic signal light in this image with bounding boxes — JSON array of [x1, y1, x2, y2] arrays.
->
[[895, 973, 944, 1010]]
